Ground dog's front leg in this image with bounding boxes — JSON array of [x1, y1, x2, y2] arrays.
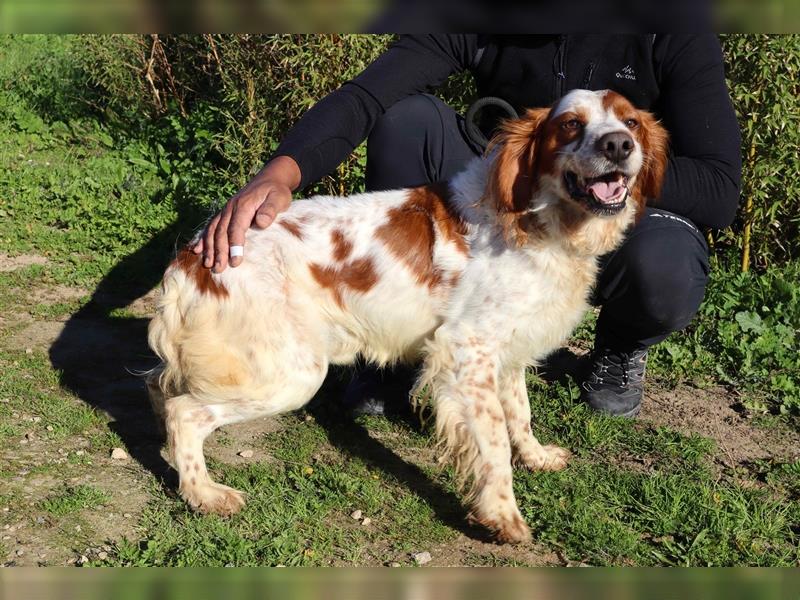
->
[[499, 368, 570, 471], [430, 345, 531, 544]]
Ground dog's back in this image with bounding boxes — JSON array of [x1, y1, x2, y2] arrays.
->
[[147, 185, 472, 412]]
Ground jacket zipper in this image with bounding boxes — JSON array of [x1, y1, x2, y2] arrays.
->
[[582, 60, 596, 89], [553, 35, 568, 100]]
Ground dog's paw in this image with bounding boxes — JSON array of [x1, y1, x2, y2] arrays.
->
[[520, 444, 571, 472], [469, 510, 532, 545], [184, 482, 246, 516]]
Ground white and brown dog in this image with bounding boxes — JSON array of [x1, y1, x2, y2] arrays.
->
[[147, 89, 668, 543]]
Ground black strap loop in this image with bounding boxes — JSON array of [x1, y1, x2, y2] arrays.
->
[[464, 96, 519, 150]]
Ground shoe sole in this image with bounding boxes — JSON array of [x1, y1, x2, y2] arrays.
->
[[617, 404, 641, 419]]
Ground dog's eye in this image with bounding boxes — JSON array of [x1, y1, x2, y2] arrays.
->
[[624, 118, 639, 130], [562, 119, 583, 131]]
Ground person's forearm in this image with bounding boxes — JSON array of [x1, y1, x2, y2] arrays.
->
[[273, 35, 473, 189]]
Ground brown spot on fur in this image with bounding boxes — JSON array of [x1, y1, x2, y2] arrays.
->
[[194, 463, 200, 472], [499, 492, 509, 501], [191, 477, 197, 486], [278, 218, 304, 239], [172, 246, 229, 299], [309, 257, 379, 308], [330, 229, 354, 262], [376, 183, 468, 289]]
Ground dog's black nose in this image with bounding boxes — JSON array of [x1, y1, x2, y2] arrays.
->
[[596, 132, 634, 163]]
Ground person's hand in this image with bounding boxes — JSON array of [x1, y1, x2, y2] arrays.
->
[[193, 156, 301, 272]]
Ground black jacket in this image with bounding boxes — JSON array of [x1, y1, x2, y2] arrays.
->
[[275, 34, 742, 229]]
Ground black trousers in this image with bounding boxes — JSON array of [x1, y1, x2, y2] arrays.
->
[[366, 94, 710, 349]]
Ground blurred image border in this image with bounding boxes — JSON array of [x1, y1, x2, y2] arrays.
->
[[2, 567, 800, 600], [0, 0, 799, 34]]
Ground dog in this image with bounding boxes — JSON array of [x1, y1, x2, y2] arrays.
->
[[147, 89, 668, 544]]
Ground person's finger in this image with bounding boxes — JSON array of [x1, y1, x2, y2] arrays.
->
[[226, 197, 260, 267], [213, 206, 234, 273], [254, 188, 291, 229], [192, 236, 204, 254], [203, 213, 221, 268], [253, 202, 276, 229]]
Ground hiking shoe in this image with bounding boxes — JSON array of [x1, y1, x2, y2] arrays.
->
[[581, 342, 648, 418]]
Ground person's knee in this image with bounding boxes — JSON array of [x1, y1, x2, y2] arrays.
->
[[368, 94, 444, 151], [366, 94, 449, 191], [622, 228, 709, 334]]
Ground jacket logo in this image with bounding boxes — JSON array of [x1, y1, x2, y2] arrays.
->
[[616, 65, 636, 81]]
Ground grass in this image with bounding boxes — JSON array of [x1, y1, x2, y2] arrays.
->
[[109, 414, 456, 567], [0, 35, 798, 567], [40, 485, 111, 517]]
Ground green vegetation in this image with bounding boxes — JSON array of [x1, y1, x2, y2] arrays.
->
[[0, 35, 797, 567], [40, 485, 111, 516]]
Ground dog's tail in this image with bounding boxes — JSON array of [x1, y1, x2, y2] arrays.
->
[[147, 246, 229, 398], [147, 255, 189, 401]]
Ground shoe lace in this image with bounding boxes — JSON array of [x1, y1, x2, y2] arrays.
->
[[589, 347, 647, 387]]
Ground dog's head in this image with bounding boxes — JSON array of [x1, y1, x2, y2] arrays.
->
[[487, 89, 668, 230]]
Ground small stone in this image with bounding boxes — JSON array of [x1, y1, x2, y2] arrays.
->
[[46, 425, 54, 432], [304, 414, 313, 422], [110, 448, 128, 460], [0, 398, 8, 403], [123, 513, 132, 519], [38, 553, 46, 559], [413, 552, 432, 566], [15, 550, 24, 557], [75, 450, 85, 456], [237, 450, 254, 458], [75, 525, 81, 532], [25, 348, 33, 355], [67, 557, 76, 565], [78, 555, 89, 565], [361, 517, 372, 526], [35, 516, 45, 524], [389, 562, 401, 567], [19, 439, 28, 445], [97, 551, 108, 560], [31, 416, 41, 423], [350, 510, 362, 520]]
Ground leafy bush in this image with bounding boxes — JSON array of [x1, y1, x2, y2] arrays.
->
[[69, 34, 800, 270], [651, 260, 800, 416], [76, 35, 393, 199], [719, 34, 800, 269]]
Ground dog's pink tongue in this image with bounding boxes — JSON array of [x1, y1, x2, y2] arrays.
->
[[588, 180, 625, 203]]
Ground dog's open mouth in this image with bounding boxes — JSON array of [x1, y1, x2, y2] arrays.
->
[[564, 171, 629, 215]]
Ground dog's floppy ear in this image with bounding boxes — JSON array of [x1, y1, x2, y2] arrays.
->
[[486, 108, 550, 213], [632, 110, 669, 203]]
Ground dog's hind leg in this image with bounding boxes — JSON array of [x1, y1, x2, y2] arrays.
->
[[164, 356, 329, 516], [165, 394, 248, 516], [499, 368, 570, 472]]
